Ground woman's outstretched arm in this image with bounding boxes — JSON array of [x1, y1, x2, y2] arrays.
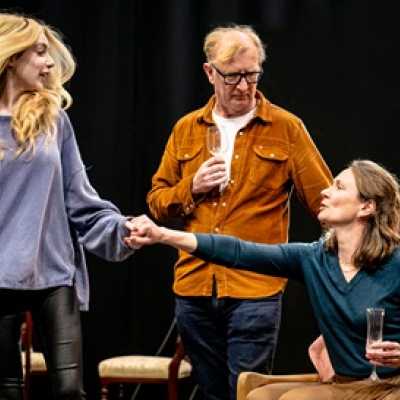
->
[[124, 215, 306, 281]]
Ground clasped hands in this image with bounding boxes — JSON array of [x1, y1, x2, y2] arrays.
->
[[366, 341, 400, 368], [124, 214, 163, 249]]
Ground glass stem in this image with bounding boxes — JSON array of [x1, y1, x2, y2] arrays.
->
[[370, 365, 379, 381]]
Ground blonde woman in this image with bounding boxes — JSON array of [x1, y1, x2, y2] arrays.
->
[[127, 160, 400, 400], [0, 13, 135, 399]]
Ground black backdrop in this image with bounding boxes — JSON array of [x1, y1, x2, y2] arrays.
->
[[2, 1, 400, 399]]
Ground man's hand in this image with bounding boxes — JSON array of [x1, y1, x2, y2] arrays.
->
[[192, 156, 227, 194]]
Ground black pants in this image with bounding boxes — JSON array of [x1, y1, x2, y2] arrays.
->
[[0, 286, 86, 400]]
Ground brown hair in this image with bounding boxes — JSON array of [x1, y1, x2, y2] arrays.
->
[[325, 160, 400, 270]]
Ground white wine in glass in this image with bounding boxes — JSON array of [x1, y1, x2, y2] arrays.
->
[[206, 126, 226, 156], [366, 307, 385, 381], [206, 125, 228, 192]]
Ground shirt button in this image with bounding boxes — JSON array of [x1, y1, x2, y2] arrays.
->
[[234, 154, 239, 160], [214, 227, 220, 233]]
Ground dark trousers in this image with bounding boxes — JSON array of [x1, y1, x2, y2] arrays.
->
[[175, 292, 282, 400], [0, 286, 86, 400]]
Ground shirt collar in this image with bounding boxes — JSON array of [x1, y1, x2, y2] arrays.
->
[[197, 90, 273, 125]]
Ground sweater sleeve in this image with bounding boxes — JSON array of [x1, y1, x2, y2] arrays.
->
[[194, 233, 308, 281], [60, 112, 134, 261]]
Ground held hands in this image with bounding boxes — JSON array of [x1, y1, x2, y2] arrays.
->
[[366, 341, 400, 368], [192, 155, 227, 194], [124, 215, 163, 249]]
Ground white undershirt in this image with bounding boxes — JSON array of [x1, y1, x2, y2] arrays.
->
[[212, 108, 256, 189]]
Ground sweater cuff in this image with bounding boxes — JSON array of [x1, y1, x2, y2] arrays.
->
[[192, 233, 214, 258], [117, 217, 138, 254]]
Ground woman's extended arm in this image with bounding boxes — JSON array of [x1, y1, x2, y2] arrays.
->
[[61, 113, 134, 261], [125, 215, 306, 280]]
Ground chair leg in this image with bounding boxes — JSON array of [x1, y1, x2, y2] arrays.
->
[[118, 384, 124, 399], [23, 380, 29, 400], [100, 384, 109, 400], [168, 379, 178, 400]]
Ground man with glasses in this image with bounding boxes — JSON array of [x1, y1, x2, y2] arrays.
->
[[147, 25, 332, 400]]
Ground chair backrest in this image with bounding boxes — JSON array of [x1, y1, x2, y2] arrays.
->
[[168, 336, 186, 379], [236, 336, 331, 400], [237, 372, 319, 400]]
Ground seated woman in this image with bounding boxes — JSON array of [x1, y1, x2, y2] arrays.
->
[[125, 160, 400, 400]]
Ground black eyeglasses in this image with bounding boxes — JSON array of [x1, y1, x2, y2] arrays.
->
[[211, 64, 263, 85]]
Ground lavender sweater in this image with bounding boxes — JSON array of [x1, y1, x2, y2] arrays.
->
[[0, 111, 134, 310]]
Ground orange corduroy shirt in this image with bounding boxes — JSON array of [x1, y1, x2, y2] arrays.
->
[[147, 91, 333, 298]]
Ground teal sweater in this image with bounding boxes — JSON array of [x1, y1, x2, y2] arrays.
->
[[194, 234, 400, 378]]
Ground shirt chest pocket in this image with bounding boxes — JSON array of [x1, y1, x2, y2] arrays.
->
[[249, 144, 289, 189], [177, 145, 204, 177]]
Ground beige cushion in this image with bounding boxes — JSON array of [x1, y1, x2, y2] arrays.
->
[[21, 350, 47, 372], [98, 356, 192, 379]]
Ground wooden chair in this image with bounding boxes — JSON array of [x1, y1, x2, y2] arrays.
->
[[98, 336, 192, 400], [237, 336, 332, 400], [237, 372, 320, 400], [21, 312, 47, 400]]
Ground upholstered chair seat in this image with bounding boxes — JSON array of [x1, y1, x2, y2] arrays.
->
[[21, 350, 47, 374], [99, 355, 191, 380], [98, 338, 191, 400]]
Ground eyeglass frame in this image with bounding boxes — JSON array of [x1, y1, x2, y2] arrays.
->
[[211, 63, 263, 85]]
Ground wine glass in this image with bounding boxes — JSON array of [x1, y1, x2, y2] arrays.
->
[[366, 307, 385, 381], [206, 125, 226, 156], [206, 125, 228, 192]]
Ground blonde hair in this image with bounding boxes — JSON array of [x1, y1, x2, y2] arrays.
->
[[203, 24, 266, 65], [0, 13, 75, 157], [325, 160, 400, 270]]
